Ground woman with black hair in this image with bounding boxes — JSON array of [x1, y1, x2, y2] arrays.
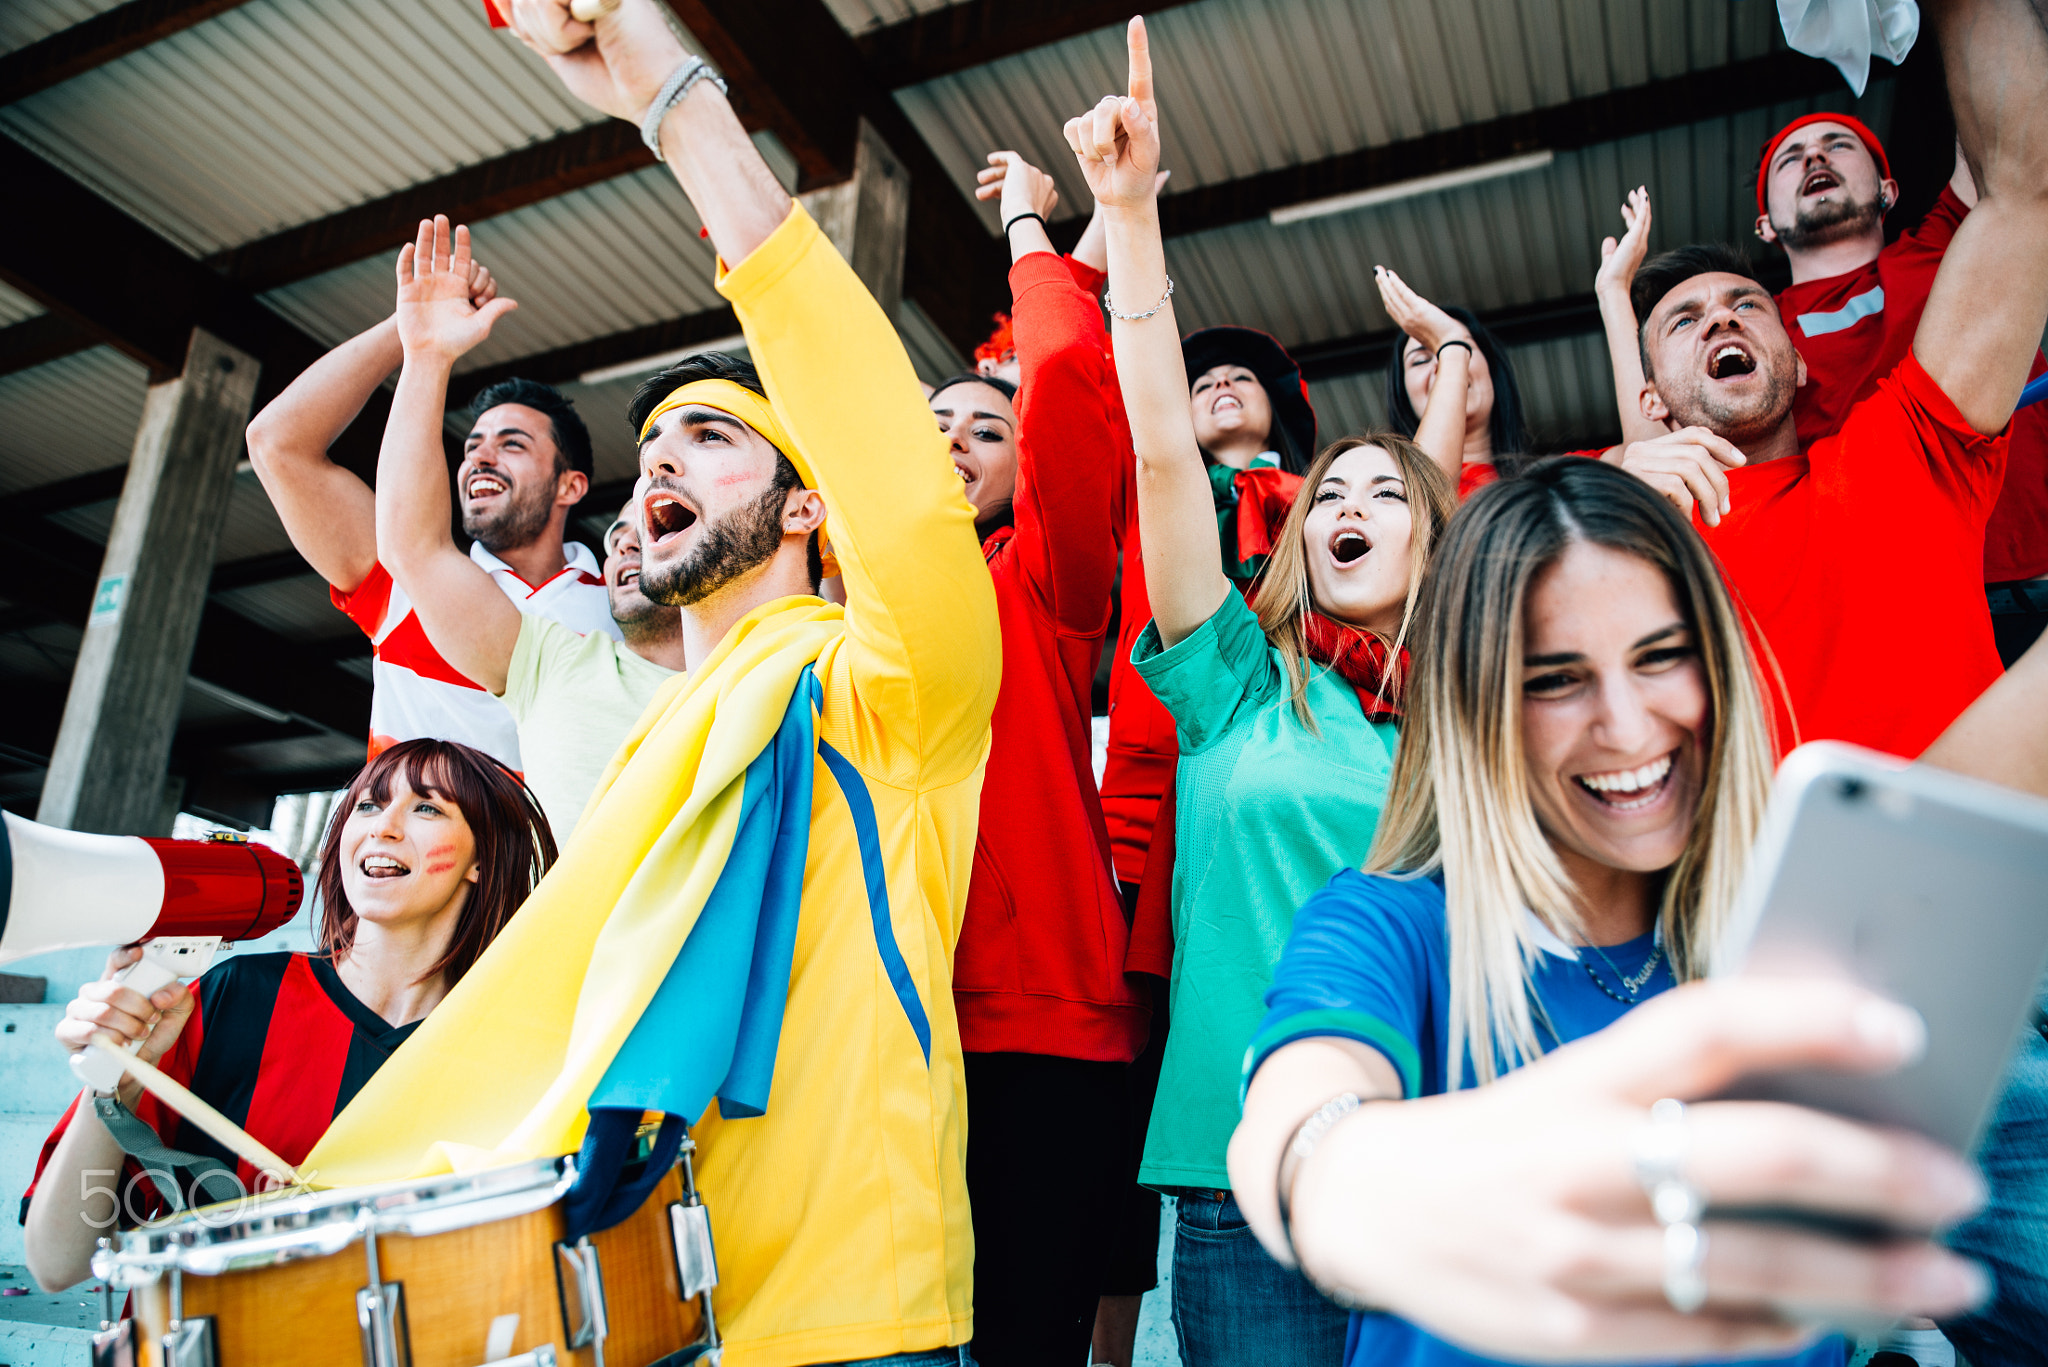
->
[[1376, 266, 1536, 498], [24, 739, 555, 1291]]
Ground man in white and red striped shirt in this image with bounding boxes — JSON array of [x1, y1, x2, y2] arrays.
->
[[247, 275, 618, 772]]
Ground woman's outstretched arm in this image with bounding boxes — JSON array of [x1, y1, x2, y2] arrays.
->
[[1065, 17, 1228, 650]]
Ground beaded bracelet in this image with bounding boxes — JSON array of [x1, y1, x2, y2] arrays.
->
[[1104, 275, 1174, 321], [641, 57, 729, 162]]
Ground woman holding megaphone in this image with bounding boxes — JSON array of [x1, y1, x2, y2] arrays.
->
[[23, 738, 554, 1291]]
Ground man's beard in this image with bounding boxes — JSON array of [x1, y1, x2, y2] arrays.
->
[[1774, 191, 1884, 251], [1663, 362, 1795, 447], [640, 483, 787, 608], [463, 479, 554, 552]]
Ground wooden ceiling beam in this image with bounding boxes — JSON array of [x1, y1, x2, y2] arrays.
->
[[1114, 49, 1847, 245], [0, 134, 327, 382], [0, 509, 369, 739], [0, 312, 108, 379], [666, 0, 1009, 353], [855, 0, 1201, 88], [0, 0, 255, 105], [206, 120, 663, 292]]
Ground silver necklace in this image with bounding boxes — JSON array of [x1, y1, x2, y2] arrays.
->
[[1580, 941, 1663, 1005]]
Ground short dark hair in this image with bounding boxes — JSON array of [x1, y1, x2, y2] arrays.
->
[[1630, 244, 1765, 378], [929, 372, 1017, 404], [316, 738, 557, 990], [1383, 305, 1532, 471], [627, 351, 823, 589], [469, 377, 593, 479], [626, 351, 767, 435]]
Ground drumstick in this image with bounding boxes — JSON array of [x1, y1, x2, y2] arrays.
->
[[87, 1035, 307, 1189], [570, 0, 619, 18]]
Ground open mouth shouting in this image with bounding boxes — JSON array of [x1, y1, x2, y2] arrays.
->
[[1211, 392, 1244, 417], [954, 459, 977, 488], [466, 470, 509, 501], [1331, 527, 1373, 565], [1573, 752, 1674, 812], [643, 489, 700, 547], [359, 852, 411, 880], [1706, 342, 1758, 381], [1799, 167, 1840, 198]]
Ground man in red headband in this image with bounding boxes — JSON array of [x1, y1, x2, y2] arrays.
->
[[1755, 110, 2048, 646]]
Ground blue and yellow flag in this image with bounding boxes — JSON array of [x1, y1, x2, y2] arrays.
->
[[305, 596, 845, 1186]]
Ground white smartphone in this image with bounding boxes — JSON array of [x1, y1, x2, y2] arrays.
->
[[1720, 741, 2048, 1156]]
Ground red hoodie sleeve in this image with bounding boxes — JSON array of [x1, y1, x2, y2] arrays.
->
[[1009, 250, 1121, 635]]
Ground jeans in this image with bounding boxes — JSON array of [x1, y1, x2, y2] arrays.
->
[[1941, 1003, 2048, 1367], [1170, 1191, 1349, 1367], [816, 1349, 977, 1367]]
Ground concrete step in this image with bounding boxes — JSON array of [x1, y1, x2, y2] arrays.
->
[[0, 1009, 76, 1118], [1, 1116, 67, 1270], [0, 1263, 97, 1367]]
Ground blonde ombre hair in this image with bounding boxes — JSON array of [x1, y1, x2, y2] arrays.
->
[[1364, 458, 1777, 1086], [1249, 434, 1457, 729]]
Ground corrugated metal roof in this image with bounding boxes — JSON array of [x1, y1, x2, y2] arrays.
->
[[262, 164, 728, 371], [0, 0, 127, 56], [0, 345, 147, 494], [213, 573, 361, 641], [48, 471, 297, 563], [899, 0, 1790, 234], [1165, 85, 1890, 349], [0, 0, 608, 255], [0, 282, 46, 327]]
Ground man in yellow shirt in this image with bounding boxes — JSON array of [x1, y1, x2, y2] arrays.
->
[[312, 0, 999, 1361]]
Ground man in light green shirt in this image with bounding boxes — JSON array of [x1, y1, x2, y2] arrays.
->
[[498, 510, 684, 831]]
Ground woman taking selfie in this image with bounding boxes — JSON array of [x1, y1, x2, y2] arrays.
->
[[1227, 458, 1987, 1365], [1065, 22, 1454, 1363], [25, 738, 555, 1290]]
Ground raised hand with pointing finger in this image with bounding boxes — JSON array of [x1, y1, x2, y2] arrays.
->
[[1063, 17, 1162, 213]]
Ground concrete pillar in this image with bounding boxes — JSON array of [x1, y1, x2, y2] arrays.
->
[[801, 118, 910, 319], [37, 328, 260, 836]]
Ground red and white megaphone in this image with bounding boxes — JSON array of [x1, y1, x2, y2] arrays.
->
[[0, 811, 303, 1090]]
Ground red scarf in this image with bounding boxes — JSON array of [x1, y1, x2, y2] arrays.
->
[[1301, 612, 1407, 724], [1234, 467, 1407, 722]]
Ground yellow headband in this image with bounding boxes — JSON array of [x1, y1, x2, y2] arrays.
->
[[636, 378, 801, 476]]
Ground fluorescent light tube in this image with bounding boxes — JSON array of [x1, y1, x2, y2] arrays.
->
[[1270, 150, 1555, 226]]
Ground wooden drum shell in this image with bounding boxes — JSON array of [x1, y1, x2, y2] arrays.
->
[[133, 1167, 701, 1367]]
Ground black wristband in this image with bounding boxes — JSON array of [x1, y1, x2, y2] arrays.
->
[[1003, 212, 1048, 237], [1435, 338, 1475, 360]]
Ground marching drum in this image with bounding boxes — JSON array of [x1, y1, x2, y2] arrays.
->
[[89, 1143, 722, 1367]]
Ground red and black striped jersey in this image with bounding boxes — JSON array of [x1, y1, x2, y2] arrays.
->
[[20, 952, 420, 1224]]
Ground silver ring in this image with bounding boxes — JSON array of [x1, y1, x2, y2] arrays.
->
[[1634, 1098, 1709, 1314]]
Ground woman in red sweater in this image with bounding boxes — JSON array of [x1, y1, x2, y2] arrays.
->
[[944, 148, 1150, 1367]]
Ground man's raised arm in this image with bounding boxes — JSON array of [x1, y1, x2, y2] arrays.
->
[[245, 319, 394, 593], [246, 262, 500, 592], [375, 216, 527, 696], [1911, 0, 2048, 435], [510, 0, 999, 781]]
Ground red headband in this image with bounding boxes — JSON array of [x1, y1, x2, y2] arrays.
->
[[1756, 113, 1892, 216]]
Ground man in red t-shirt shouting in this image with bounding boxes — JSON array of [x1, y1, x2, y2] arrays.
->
[[1755, 111, 2048, 645], [1613, 0, 2048, 760]]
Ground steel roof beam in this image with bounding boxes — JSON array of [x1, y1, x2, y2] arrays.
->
[[855, 0, 1202, 88], [0, 0, 256, 106]]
